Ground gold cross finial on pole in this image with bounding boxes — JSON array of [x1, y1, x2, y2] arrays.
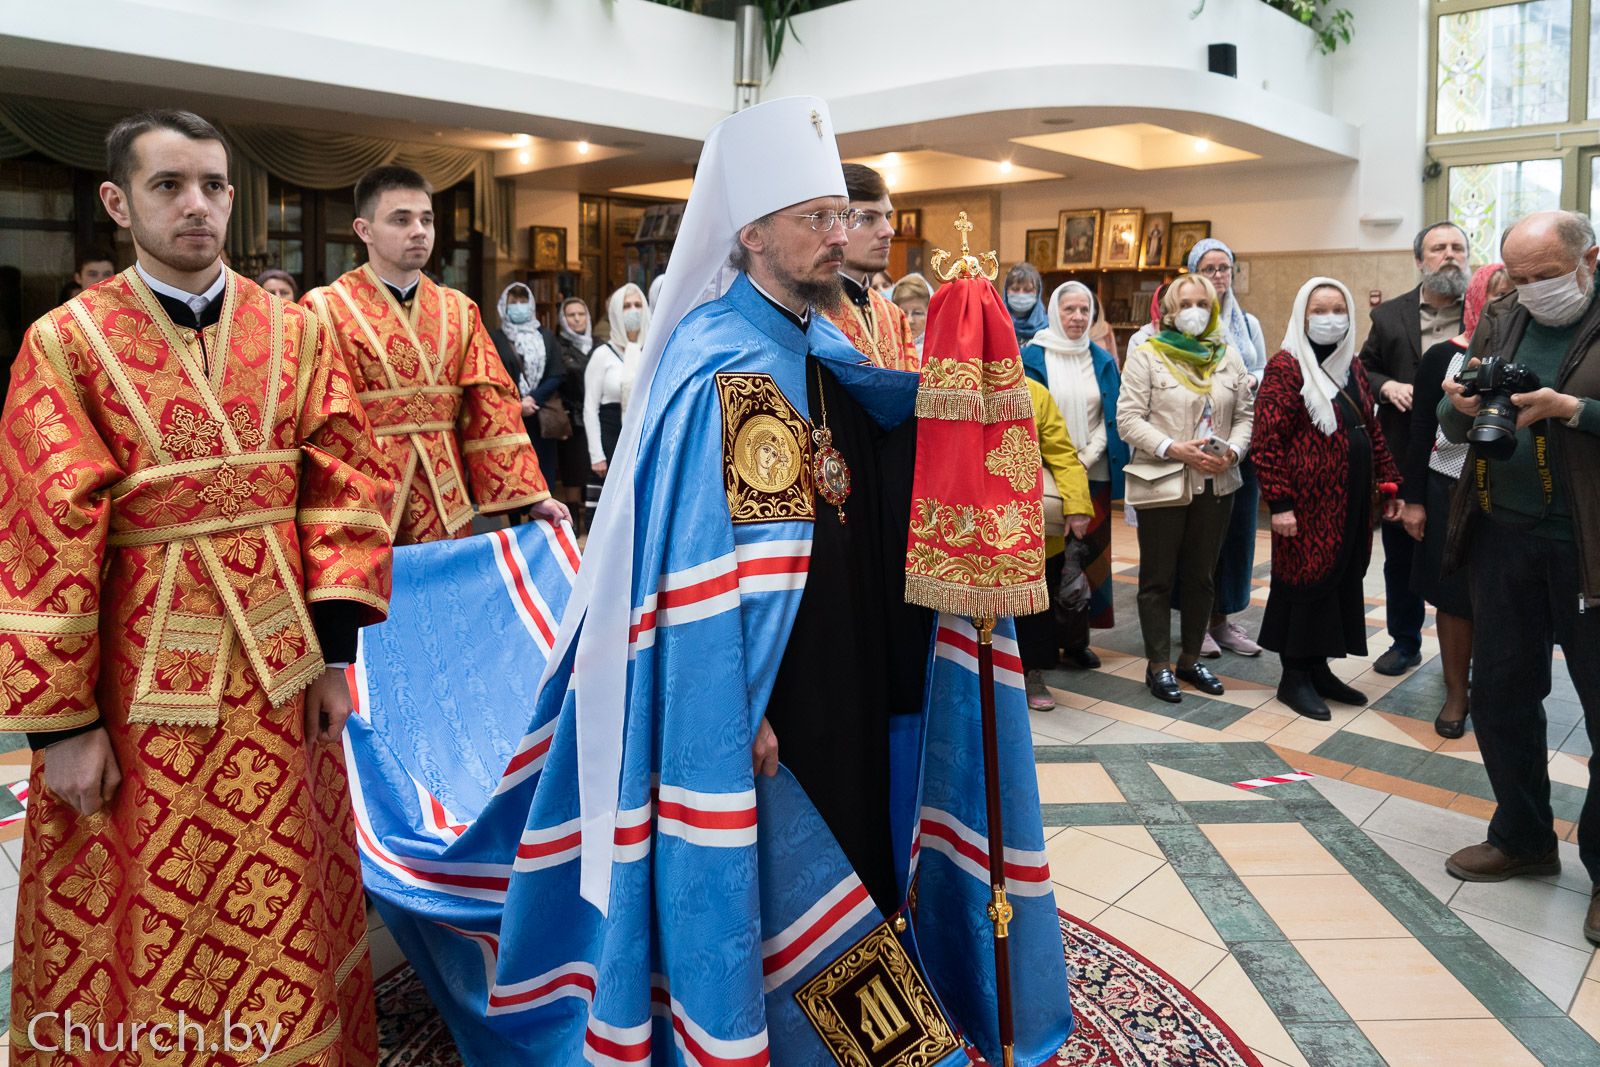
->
[[810, 110, 823, 138], [930, 211, 999, 282]]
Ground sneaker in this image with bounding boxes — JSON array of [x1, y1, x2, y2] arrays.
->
[[1024, 669, 1056, 710], [1211, 620, 1263, 657], [1199, 632, 1221, 659]]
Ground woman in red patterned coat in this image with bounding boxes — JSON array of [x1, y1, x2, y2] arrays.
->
[[1254, 278, 1403, 720]]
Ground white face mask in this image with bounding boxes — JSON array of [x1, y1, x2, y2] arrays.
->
[[1306, 313, 1350, 345], [1517, 267, 1591, 326], [1174, 306, 1211, 337]]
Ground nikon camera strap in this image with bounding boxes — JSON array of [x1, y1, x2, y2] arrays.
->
[[1474, 418, 1554, 528]]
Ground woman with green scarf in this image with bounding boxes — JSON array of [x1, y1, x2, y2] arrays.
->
[[1116, 273, 1256, 704]]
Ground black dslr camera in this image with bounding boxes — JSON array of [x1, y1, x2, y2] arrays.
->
[[1454, 357, 1542, 460]]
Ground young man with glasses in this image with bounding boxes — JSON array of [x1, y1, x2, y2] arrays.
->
[[818, 163, 922, 371]]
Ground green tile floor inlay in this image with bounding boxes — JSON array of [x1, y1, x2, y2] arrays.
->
[[1032, 739, 1600, 1062]]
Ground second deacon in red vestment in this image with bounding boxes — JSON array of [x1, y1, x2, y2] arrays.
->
[[2, 110, 393, 1065], [818, 163, 921, 371], [305, 166, 569, 545]]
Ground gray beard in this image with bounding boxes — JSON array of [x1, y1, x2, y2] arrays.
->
[[1422, 263, 1468, 299], [780, 269, 842, 310]]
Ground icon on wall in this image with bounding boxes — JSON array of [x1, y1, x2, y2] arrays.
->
[[1056, 208, 1103, 271]]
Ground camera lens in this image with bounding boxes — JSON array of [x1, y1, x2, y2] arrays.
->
[[1469, 397, 1520, 461]]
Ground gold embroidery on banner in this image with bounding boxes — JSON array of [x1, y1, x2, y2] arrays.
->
[[794, 923, 960, 1067], [984, 425, 1042, 492], [717, 372, 815, 525], [908, 497, 1043, 551]]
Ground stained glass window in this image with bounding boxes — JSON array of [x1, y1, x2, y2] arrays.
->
[[1437, 1, 1571, 132], [1449, 158, 1562, 262]]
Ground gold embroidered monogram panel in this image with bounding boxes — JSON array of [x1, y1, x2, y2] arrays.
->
[[794, 923, 961, 1067], [717, 372, 815, 525]]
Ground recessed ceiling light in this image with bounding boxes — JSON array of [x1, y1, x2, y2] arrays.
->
[[885, 173, 897, 188], [513, 134, 532, 145], [882, 151, 900, 163], [518, 151, 530, 165], [577, 141, 590, 155], [1194, 139, 1210, 153], [999, 160, 1013, 174], [1041, 117, 1075, 127]]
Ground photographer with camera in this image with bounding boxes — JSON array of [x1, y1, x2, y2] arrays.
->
[[1438, 211, 1600, 942]]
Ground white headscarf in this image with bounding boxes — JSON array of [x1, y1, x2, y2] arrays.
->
[[1030, 281, 1097, 458], [647, 273, 666, 310], [1280, 276, 1357, 436], [558, 297, 593, 357], [547, 96, 847, 914], [600, 283, 650, 410], [495, 282, 546, 391]]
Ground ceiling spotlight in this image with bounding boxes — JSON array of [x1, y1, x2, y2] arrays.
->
[[577, 141, 590, 155], [518, 151, 530, 165], [514, 133, 532, 145], [883, 151, 900, 163], [885, 173, 897, 188], [999, 160, 1013, 174], [1194, 139, 1210, 153]]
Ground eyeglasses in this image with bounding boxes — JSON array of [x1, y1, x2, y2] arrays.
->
[[1197, 265, 1232, 277], [779, 209, 864, 232]]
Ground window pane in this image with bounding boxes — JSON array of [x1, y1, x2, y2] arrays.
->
[[442, 248, 471, 292], [324, 241, 359, 285], [1449, 158, 1562, 263], [0, 159, 74, 221], [454, 191, 472, 239], [1438, 1, 1570, 132], [266, 181, 303, 234], [267, 238, 303, 277], [0, 228, 74, 353], [1591, 0, 1600, 118], [324, 191, 355, 237]]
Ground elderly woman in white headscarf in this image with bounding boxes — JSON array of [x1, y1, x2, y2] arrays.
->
[[1253, 277, 1403, 722], [583, 282, 650, 522], [489, 282, 565, 493], [1020, 281, 1131, 678]]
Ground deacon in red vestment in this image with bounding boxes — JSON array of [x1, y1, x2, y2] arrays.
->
[[1, 110, 394, 1065], [305, 166, 569, 545], [818, 163, 921, 371]]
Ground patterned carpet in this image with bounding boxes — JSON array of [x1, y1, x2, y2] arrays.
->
[[374, 910, 1259, 1067]]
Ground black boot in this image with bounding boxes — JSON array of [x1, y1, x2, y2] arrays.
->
[[1310, 661, 1367, 706], [1278, 668, 1331, 721]]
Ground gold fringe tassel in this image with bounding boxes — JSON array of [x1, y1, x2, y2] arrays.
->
[[913, 386, 1036, 425], [904, 573, 1049, 619]]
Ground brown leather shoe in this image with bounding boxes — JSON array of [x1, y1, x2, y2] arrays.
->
[[1445, 842, 1560, 882], [1587, 887, 1600, 945]]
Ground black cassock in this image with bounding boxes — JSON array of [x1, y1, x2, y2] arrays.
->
[[763, 357, 934, 916]]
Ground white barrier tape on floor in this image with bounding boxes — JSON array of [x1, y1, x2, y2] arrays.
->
[[0, 780, 28, 827], [1231, 771, 1316, 790]]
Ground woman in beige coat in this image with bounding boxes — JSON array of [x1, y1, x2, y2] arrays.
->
[[1117, 274, 1255, 703]]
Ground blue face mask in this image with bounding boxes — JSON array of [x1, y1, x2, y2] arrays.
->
[[504, 303, 534, 325], [1007, 291, 1037, 314]]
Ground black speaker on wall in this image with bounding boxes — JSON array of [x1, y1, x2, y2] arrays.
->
[[1208, 43, 1238, 78]]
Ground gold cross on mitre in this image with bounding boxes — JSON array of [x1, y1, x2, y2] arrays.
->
[[810, 110, 823, 138], [930, 211, 999, 282]]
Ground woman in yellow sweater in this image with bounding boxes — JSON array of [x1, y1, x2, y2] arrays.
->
[[1020, 376, 1096, 709]]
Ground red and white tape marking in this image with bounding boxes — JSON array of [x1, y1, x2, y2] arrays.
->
[[0, 780, 28, 827], [1232, 771, 1316, 791]]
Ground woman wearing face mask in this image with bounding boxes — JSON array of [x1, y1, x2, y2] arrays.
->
[[1003, 262, 1050, 349], [870, 270, 895, 297], [1253, 278, 1403, 721], [584, 283, 650, 525], [1117, 274, 1254, 703], [1022, 281, 1131, 678], [1401, 264, 1511, 737], [490, 282, 565, 497], [555, 297, 595, 525], [891, 273, 932, 359]]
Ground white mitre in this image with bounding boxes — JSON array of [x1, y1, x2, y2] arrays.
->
[[552, 97, 847, 914]]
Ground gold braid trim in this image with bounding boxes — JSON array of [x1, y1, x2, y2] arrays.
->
[[905, 573, 1049, 618], [305, 587, 390, 614], [4, 707, 100, 732], [462, 432, 533, 455], [913, 385, 1034, 424], [335, 932, 371, 987], [0, 610, 98, 637]]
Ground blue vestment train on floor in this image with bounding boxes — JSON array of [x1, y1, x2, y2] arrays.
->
[[343, 276, 1073, 1066]]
